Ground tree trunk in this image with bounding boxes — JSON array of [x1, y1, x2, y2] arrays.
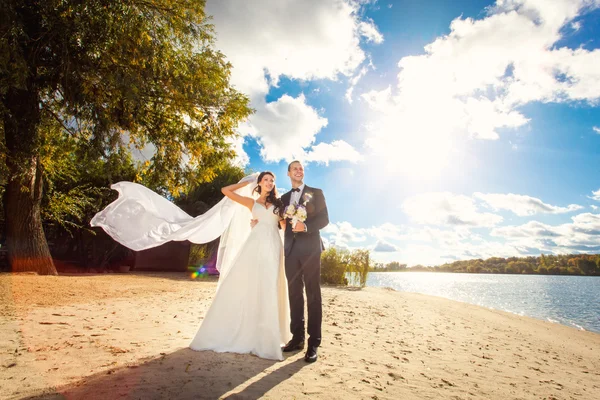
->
[[4, 160, 56, 275], [3, 81, 57, 275]]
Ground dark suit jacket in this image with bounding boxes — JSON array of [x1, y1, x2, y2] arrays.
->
[[281, 185, 329, 256]]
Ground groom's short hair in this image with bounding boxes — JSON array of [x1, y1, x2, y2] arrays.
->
[[288, 160, 302, 171]]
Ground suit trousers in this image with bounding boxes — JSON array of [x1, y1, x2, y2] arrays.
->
[[284, 236, 322, 347]]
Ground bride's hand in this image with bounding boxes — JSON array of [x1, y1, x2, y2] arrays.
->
[[250, 219, 259, 228]]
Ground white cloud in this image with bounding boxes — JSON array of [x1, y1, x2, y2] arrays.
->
[[304, 140, 363, 165], [324, 208, 600, 266], [326, 189, 599, 264], [346, 66, 370, 103], [323, 219, 548, 266], [470, 212, 600, 256], [491, 212, 600, 253], [570, 212, 600, 226], [207, 0, 380, 164], [207, 0, 369, 97], [227, 135, 249, 167], [593, 126, 600, 134], [373, 240, 398, 252], [487, 0, 596, 28], [246, 94, 327, 162], [402, 192, 503, 227], [474, 193, 583, 216], [361, 0, 600, 172], [345, 87, 354, 103], [366, 223, 477, 247], [322, 221, 368, 247], [491, 221, 561, 238], [358, 19, 384, 44], [241, 93, 362, 165], [366, 222, 408, 242], [592, 205, 599, 210], [590, 188, 600, 201]]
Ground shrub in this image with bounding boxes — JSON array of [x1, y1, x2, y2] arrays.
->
[[321, 247, 349, 285], [320, 247, 371, 287], [347, 249, 370, 287]]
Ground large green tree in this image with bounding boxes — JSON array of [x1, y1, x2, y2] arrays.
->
[[175, 163, 247, 216], [0, 0, 252, 274]]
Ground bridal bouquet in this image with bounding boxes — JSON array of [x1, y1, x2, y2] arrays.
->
[[284, 203, 307, 229]]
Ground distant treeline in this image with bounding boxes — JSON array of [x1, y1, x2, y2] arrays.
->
[[371, 254, 600, 276]]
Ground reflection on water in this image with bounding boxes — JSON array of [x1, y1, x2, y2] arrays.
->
[[367, 272, 600, 333]]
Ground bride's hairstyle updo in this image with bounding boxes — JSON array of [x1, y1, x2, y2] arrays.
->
[[253, 171, 284, 217]]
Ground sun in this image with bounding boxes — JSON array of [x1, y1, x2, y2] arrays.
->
[[362, 90, 466, 180], [366, 126, 461, 180]]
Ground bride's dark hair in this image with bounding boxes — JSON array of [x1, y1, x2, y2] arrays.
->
[[253, 171, 284, 217]]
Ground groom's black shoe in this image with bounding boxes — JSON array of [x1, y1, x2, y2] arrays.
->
[[304, 345, 318, 363], [282, 337, 305, 352]]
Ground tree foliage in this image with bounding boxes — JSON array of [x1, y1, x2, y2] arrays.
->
[[321, 247, 350, 285], [1, 0, 252, 273], [381, 254, 600, 276], [175, 163, 247, 216], [321, 247, 371, 287], [371, 261, 407, 272], [3, 0, 251, 192], [347, 248, 370, 287], [38, 114, 137, 232]]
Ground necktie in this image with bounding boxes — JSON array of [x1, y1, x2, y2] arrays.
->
[[291, 188, 300, 192]]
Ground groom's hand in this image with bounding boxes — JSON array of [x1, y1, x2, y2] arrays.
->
[[250, 219, 259, 228], [292, 221, 307, 232]]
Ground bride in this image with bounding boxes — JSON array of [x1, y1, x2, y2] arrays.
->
[[91, 172, 291, 360], [189, 171, 290, 360]]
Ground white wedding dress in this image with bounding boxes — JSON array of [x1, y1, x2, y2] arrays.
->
[[90, 174, 291, 360], [190, 201, 291, 360]]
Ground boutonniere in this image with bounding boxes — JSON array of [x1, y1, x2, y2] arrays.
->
[[302, 192, 313, 204]]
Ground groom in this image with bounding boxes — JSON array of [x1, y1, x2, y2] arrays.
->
[[281, 160, 329, 363]]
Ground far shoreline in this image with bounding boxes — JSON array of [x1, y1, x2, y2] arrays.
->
[[369, 269, 600, 277]]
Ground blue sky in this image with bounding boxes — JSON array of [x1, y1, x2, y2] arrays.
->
[[204, 0, 600, 266]]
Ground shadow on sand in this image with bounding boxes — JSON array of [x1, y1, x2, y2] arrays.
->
[[23, 347, 308, 400]]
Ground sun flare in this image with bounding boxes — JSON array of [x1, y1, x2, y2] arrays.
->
[[365, 117, 461, 180]]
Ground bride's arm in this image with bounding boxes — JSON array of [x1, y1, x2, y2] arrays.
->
[[221, 181, 254, 211]]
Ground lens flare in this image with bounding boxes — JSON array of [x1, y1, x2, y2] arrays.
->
[[189, 265, 208, 279]]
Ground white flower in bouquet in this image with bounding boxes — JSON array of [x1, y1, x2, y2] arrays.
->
[[295, 206, 307, 221], [285, 204, 307, 229], [284, 204, 296, 220]]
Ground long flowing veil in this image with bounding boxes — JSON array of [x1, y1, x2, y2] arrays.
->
[[90, 173, 259, 279]]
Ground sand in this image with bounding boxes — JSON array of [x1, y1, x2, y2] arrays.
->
[[1, 272, 599, 400]]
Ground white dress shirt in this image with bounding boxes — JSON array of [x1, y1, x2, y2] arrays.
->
[[289, 183, 307, 232], [290, 183, 305, 205]]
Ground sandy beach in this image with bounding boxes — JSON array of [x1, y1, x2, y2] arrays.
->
[[1, 272, 599, 400]]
